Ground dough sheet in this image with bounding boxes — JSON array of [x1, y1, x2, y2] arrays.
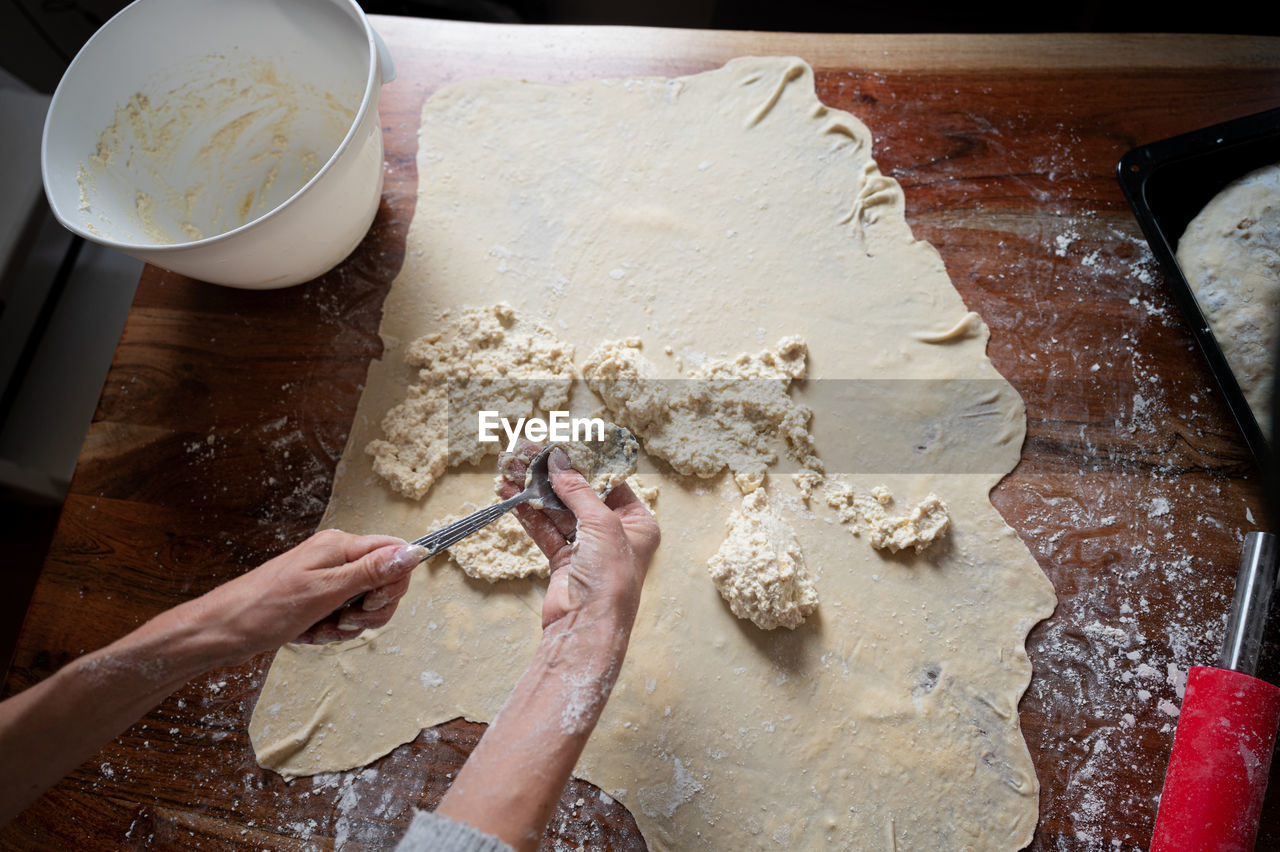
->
[[249, 57, 1056, 850]]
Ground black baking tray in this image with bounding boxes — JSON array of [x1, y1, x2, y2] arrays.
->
[[1118, 106, 1280, 489]]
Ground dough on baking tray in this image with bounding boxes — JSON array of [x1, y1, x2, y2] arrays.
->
[[1176, 162, 1280, 436], [249, 57, 1056, 849]]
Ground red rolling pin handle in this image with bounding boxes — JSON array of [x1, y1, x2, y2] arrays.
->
[[1150, 666, 1280, 852]]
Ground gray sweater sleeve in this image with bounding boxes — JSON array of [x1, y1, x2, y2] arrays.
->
[[393, 809, 517, 852]]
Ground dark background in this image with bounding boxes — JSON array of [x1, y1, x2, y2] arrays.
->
[[4, 0, 1279, 93]]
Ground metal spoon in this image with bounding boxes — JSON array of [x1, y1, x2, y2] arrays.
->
[[407, 443, 566, 561], [326, 446, 566, 623]]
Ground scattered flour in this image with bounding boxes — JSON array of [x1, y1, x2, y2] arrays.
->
[[636, 758, 704, 820], [960, 156, 1244, 847]]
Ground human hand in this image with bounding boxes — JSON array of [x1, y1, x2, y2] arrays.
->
[[430, 445, 658, 848], [499, 441, 660, 633], [184, 529, 425, 665]]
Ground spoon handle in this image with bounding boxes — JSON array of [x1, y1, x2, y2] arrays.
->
[[319, 489, 534, 625], [410, 490, 532, 558]]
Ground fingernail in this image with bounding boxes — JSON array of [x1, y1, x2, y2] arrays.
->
[[550, 448, 571, 471], [361, 596, 390, 612], [386, 544, 428, 576], [337, 616, 364, 632]]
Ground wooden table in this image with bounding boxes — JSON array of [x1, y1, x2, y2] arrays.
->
[[5, 19, 1280, 850]]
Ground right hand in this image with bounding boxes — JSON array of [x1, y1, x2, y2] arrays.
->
[[499, 442, 660, 633]]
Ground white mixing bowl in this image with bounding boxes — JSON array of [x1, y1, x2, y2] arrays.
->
[[42, 0, 395, 289]]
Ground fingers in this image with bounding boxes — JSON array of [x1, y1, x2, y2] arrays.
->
[[336, 600, 402, 632], [361, 573, 411, 612], [511, 502, 574, 563], [603, 480, 642, 512], [294, 586, 406, 645], [547, 449, 612, 522], [606, 484, 661, 560], [503, 444, 655, 573], [497, 440, 540, 493], [542, 504, 580, 541], [502, 442, 576, 557], [294, 619, 365, 645], [334, 542, 426, 599], [292, 540, 424, 645], [300, 528, 406, 569]]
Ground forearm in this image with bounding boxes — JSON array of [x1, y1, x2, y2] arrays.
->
[[0, 599, 236, 823], [436, 612, 631, 852]]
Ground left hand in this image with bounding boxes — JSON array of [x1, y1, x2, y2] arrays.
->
[[183, 529, 425, 665], [498, 441, 659, 633]]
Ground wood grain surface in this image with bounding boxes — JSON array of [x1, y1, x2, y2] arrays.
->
[[5, 18, 1280, 850]]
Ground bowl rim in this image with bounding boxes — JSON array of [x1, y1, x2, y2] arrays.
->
[[40, 0, 383, 255]]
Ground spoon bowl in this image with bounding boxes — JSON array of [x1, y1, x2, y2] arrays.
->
[[525, 445, 568, 512]]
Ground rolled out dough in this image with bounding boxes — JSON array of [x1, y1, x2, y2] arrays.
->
[[249, 57, 1056, 849]]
